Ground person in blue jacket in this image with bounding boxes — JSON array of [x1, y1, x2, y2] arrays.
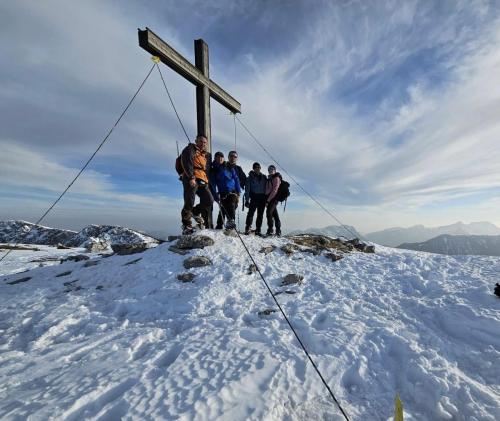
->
[[210, 151, 241, 229]]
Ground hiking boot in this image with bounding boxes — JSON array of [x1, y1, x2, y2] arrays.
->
[[255, 230, 263, 237], [182, 225, 194, 235], [276, 230, 281, 237], [265, 230, 274, 237], [215, 224, 223, 230], [244, 226, 251, 235], [225, 219, 236, 230], [193, 215, 205, 230]]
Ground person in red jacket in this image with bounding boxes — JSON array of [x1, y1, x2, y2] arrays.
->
[[265, 165, 281, 236]]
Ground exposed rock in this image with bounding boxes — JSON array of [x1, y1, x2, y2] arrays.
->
[[325, 253, 344, 262], [258, 309, 277, 316], [289, 234, 354, 253], [0, 244, 40, 251], [176, 235, 215, 250], [167, 235, 181, 242], [84, 237, 111, 253], [61, 255, 89, 263], [55, 271, 72, 278], [123, 258, 142, 266], [364, 245, 376, 253], [281, 273, 304, 286], [281, 244, 299, 255], [168, 245, 190, 255], [302, 247, 322, 256], [223, 229, 238, 237], [111, 243, 149, 255], [348, 238, 361, 246], [30, 256, 61, 263], [259, 245, 276, 255], [177, 272, 196, 283], [56, 243, 72, 249], [83, 260, 100, 267], [63, 280, 78, 286], [274, 290, 297, 296], [247, 263, 258, 274], [494, 283, 500, 297], [7, 276, 31, 285], [183, 256, 212, 269], [95, 285, 104, 290]]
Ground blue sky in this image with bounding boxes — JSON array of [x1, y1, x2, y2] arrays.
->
[[1, 0, 500, 235]]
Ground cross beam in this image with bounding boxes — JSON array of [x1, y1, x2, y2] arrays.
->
[[138, 27, 241, 151]]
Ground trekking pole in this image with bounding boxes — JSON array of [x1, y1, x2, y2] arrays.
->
[[176, 140, 180, 156], [283, 198, 287, 213]]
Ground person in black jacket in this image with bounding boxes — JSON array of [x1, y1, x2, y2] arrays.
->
[[244, 162, 267, 235], [215, 150, 246, 229]]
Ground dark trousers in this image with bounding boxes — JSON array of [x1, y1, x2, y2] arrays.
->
[[245, 193, 266, 232], [181, 178, 214, 227], [266, 199, 281, 233], [216, 193, 239, 227]]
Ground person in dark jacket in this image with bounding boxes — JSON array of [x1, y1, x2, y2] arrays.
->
[[265, 165, 281, 236], [210, 151, 241, 229], [180, 135, 213, 235], [244, 162, 267, 235], [216, 150, 246, 229]]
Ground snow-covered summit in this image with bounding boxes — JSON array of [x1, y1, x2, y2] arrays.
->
[[0, 230, 499, 420], [0, 220, 77, 246], [0, 220, 160, 249]]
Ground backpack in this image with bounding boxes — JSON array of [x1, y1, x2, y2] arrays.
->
[[275, 175, 290, 203], [175, 155, 183, 175]]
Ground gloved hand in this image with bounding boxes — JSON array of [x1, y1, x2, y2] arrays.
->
[[245, 200, 250, 208]]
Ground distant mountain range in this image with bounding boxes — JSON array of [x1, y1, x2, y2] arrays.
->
[[288, 224, 361, 239], [0, 220, 160, 248], [365, 222, 500, 247], [398, 234, 500, 256]]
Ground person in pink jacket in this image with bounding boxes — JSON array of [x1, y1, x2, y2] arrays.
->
[[265, 165, 282, 236]]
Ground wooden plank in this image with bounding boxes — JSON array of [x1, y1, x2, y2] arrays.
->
[[138, 28, 241, 113], [195, 39, 211, 149]]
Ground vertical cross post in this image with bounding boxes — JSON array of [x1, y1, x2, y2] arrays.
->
[[195, 39, 211, 151]]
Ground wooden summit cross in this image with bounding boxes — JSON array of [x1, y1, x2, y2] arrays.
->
[[138, 27, 241, 151]]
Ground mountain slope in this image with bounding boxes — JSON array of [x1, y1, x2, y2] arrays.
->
[[366, 221, 500, 246], [0, 220, 159, 248], [398, 234, 500, 256], [1, 232, 499, 420]]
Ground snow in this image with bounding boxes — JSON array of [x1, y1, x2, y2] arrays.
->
[[1, 231, 499, 420]]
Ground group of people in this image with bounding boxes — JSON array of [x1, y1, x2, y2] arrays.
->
[[179, 134, 282, 236]]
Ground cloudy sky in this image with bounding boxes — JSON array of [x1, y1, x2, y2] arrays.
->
[[1, 0, 500, 235]]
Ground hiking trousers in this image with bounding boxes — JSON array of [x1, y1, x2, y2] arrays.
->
[[266, 199, 281, 233], [181, 178, 214, 227], [216, 192, 239, 226], [246, 193, 266, 232]]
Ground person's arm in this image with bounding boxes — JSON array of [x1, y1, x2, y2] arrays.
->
[[181, 145, 195, 180], [244, 176, 251, 203], [233, 169, 241, 194], [266, 176, 281, 203], [209, 165, 219, 202], [238, 167, 246, 191]]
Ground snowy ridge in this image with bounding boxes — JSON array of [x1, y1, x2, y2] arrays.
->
[[0, 231, 499, 420], [0, 220, 159, 248], [0, 220, 77, 246]]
